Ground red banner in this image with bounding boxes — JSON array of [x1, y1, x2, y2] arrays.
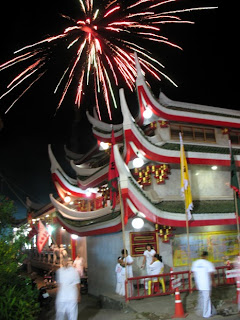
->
[[108, 130, 119, 209], [37, 220, 49, 253]]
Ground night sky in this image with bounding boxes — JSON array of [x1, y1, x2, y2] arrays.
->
[[0, 0, 235, 219]]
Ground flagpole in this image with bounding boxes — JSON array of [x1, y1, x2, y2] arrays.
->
[[185, 204, 192, 291], [229, 140, 240, 255], [180, 133, 192, 291], [234, 191, 240, 255], [118, 181, 129, 303]]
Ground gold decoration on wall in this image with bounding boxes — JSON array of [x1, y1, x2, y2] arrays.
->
[[132, 164, 171, 187]]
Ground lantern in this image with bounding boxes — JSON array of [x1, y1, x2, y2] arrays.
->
[[163, 234, 170, 243], [134, 168, 139, 175], [159, 229, 164, 237]]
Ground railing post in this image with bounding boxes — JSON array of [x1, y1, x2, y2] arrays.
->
[[125, 279, 128, 302], [189, 271, 192, 293]]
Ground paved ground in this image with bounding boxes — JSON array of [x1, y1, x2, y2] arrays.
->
[[35, 274, 240, 320]]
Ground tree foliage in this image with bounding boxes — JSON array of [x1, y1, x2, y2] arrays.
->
[[0, 195, 40, 319]]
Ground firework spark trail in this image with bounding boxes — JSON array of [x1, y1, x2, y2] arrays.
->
[[0, 0, 217, 118]]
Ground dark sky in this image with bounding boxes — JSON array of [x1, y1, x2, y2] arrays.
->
[[0, 0, 236, 219]]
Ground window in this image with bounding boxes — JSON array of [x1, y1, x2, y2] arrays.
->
[[193, 128, 204, 141], [170, 124, 216, 143], [229, 131, 240, 145]]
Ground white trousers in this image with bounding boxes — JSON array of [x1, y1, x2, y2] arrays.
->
[[145, 265, 151, 289], [56, 301, 78, 320], [196, 290, 216, 318]]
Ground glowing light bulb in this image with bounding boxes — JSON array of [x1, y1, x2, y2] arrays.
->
[[64, 195, 71, 203], [132, 217, 144, 229], [143, 107, 153, 119], [133, 157, 144, 168]]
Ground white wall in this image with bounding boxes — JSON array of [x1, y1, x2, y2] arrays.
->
[[87, 231, 123, 296], [147, 165, 234, 201]]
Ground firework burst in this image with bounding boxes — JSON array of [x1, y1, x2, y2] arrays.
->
[[0, 0, 216, 120]]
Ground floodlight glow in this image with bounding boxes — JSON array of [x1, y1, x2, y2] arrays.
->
[[64, 195, 71, 203], [100, 142, 109, 150], [71, 234, 78, 240], [86, 189, 92, 197], [131, 217, 144, 229], [133, 157, 144, 168], [211, 166, 218, 170], [47, 225, 53, 235], [143, 107, 153, 119]]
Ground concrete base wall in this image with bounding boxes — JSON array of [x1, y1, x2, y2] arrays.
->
[[87, 231, 123, 296], [87, 218, 238, 296]]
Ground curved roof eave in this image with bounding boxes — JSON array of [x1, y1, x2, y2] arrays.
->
[[119, 89, 240, 166], [48, 144, 77, 186], [86, 111, 123, 132], [92, 127, 123, 143], [113, 144, 237, 227], [56, 212, 122, 237], [52, 171, 98, 198], [70, 161, 105, 176], [77, 167, 108, 190], [135, 59, 240, 128], [50, 194, 119, 221]]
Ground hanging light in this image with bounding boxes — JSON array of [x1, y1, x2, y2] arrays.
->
[[133, 157, 144, 168], [64, 195, 71, 203], [86, 189, 92, 197], [71, 234, 78, 240], [143, 107, 153, 119], [132, 217, 144, 229], [100, 142, 109, 150]]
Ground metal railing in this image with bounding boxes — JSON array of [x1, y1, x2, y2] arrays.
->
[[125, 265, 235, 302]]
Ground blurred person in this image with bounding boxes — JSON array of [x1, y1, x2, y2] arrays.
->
[[55, 256, 80, 320], [233, 255, 240, 312], [192, 251, 217, 318], [73, 254, 85, 277]]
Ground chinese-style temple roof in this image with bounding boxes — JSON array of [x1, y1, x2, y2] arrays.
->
[[28, 54, 240, 235]]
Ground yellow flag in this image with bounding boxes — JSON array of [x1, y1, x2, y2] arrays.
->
[[180, 133, 193, 220]]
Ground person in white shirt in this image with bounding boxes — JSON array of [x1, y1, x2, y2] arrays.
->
[[115, 257, 123, 295], [141, 244, 156, 289], [121, 249, 133, 277], [119, 265, 126, 296], [149, 254, 164, 281], [73, 254, 85, 277], [121, 249, 134, 296], [55, 256, 80, 320], [115, 257, 126, 296], [147, 254, 165, 294], [233, 255, 240, 312], [191, 251, 217, 318]]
